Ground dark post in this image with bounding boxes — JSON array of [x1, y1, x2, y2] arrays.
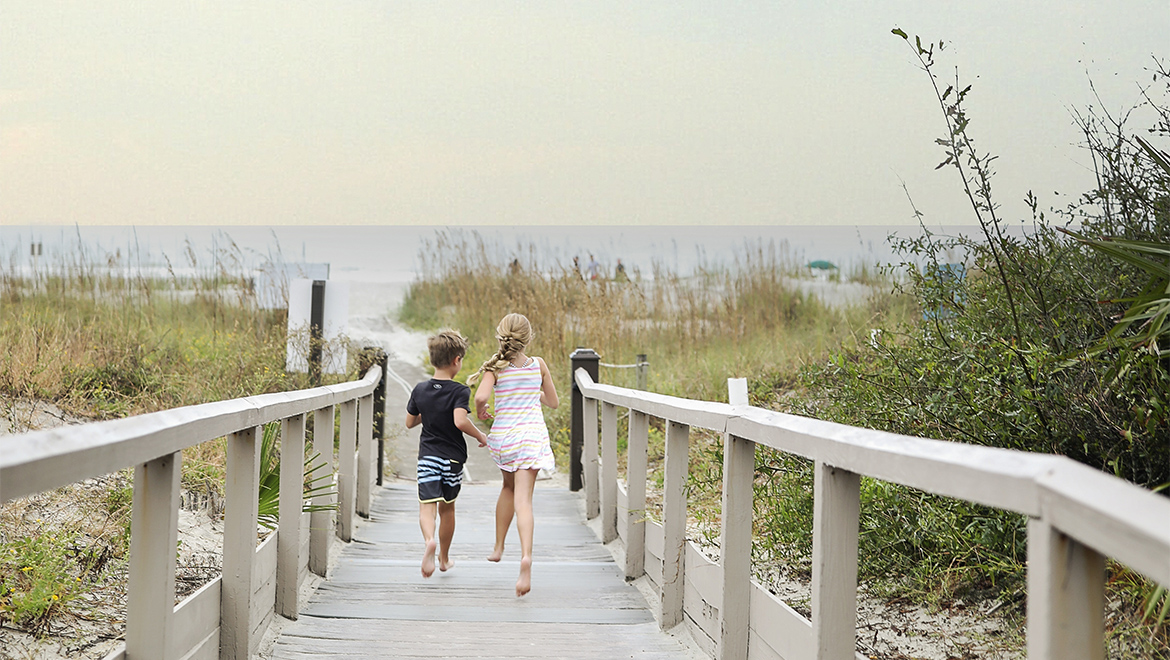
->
[[569, 348, 600, 492], [309, 280, 326, 387], [359, 346, 389, 486], [636, 353, 648, 391]]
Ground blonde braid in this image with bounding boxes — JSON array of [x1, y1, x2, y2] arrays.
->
[[468, 313, 533, 386]]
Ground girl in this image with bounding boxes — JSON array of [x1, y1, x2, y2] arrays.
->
[[469, 313, 559, 596]]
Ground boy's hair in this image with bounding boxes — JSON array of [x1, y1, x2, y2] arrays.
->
[[428, 329, 468, 368]]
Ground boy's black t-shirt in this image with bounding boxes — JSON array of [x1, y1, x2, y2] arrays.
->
[[406, 378, 471, 462]]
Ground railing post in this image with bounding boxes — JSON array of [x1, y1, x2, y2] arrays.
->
[[600, 401, 619, 543], [570, 348, 600, 492], [360, 347, 388, 487], [126, 451, 180, 660], [337, 399, 358, 542], [719, 378, 752, 660], [812, 460, 861, 660], [584, 396, 600, 519], [277, 413, 305, 619], [661, 420, 690, 629], [309, 405, 335, 577], [625, 409, 649, 579], [635, 353, 648, 391], [221, 426, 260, 660], [1026, 517, 1105, 660], [357, 393, 374, 517]]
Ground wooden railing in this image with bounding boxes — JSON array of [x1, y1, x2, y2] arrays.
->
[[0, 366, 384, 660], [573, 367, 1170, 660]]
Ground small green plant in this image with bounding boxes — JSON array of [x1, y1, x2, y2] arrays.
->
[[255, 422, 339, 531], [0, 530, 88, 634]]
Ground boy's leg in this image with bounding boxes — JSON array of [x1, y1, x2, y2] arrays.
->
[[419, 501, 438, 577], [437, 500, 456, 571], [513, 468, 538, 596], [489, 470, 515, 562]]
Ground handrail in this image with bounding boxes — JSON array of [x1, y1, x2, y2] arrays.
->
[[1, 365, 384, 660], [575, 369, 1168, 585], [574, 366, 1170, 660], [0, 367, 381, 503]]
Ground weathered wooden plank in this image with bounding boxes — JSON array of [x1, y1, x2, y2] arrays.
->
[[337, 400, 358, 542], [278, 413, 306, 619], [661, 419, 690, 629], [600, 402, 618, 543], [309, 405, 335, 577], [126, 452, 180, 659], [811, 461, 860, 660], [357, 394, 374, 517], [170, 577, 221, 660], [749, 580, 812, 660], [1027, 517, 1106, 660], [625, 409, 649, 579], [584, 396, 600, 519], [221, 426, 260, 660]]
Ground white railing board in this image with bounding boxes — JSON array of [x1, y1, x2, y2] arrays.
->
[[1039, 459, 1170, 586], [169, 577, 221, 660], [601, 402, 619, 543], [0, 368, 381, 503], [576, 371, 733, 432], [687, 615, 718, 658], [749, 580, 813, 660], [646, 546, 664, 589], [617, 481, 629, 543], [746, 630, 783, 660], [174, 630, 218, 660], [584, 397, 600, 518], [357, 394, 374, 517], [729, 408, 1052, 517], [684, 574, 721, 650], [255, 532, 278, 595], [626, 410, 649, 579], [646, 519, 664, 560], [277, 414, 305, 619], [299, 510, 311, 588], [126, 453, 181, 659]]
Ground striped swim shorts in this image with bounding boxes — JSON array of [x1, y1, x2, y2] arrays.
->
[[417, 456, 463, 503]]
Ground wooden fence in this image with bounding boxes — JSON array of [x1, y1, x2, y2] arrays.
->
[[573, 367, 1170, 660], [0, 366, 383, 660]]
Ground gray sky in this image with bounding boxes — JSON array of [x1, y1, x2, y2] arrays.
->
[[2, 2, 1166, 227]]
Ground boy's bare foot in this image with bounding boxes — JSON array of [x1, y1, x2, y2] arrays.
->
[[439, 555, 454, 572], [487, 546, 503, 562], [515, 556, 532, 596], [421, 539, 437, 578]]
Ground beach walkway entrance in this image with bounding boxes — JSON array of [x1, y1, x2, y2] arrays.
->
[[268, 482, 693, 659]]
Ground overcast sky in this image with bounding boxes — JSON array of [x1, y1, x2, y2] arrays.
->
[[2, 2, 1166, 227]]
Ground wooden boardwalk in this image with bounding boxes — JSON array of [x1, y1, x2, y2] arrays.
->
[[268, 481, 696, 659]]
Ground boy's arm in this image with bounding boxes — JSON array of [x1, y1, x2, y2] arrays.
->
[[454, 408, 488, 447], [405, 412, 421, 429], [473, 372, 496, 420], [536, 357, 559, 409]]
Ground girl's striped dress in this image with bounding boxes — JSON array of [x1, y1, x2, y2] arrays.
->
[[487, 357, 555, 472]]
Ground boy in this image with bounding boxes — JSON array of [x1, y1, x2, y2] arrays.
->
[[405, 329, 488, 578]]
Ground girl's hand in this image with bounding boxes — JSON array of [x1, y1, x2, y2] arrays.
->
[[476, 404, 493, 421]]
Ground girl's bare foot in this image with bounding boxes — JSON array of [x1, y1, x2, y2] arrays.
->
[[515, 556, 532, 596], [487, 546, 504, 562], [421, 539, 437, 578], [439, 555, 454, 572]]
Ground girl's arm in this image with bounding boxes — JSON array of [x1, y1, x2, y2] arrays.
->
[[405, 412, 421, 429], [454, 408, 488, 447], [473, 372, 497, 420], [536, 357, 559, 409]]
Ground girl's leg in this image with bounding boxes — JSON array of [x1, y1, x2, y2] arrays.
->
[[489, 470, 515, 562], [513, 468, 538, 596], [419, 501, 438, 578], [437, 500, 456, 571]]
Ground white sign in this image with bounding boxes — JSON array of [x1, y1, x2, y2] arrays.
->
[[286, 279, 350, 374]]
